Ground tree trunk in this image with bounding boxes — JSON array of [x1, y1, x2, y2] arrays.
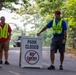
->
[[0, 0, 3, 10]]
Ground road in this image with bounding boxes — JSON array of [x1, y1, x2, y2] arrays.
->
[[0, 47, 76, 75]]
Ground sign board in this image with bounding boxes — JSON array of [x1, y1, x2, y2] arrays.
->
[[20, 36, 42, 68]]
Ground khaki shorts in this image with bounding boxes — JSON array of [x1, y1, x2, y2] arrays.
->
[[0, 40, 9, 51]]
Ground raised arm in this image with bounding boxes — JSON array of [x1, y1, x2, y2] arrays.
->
[[37, 26, 48, 36]]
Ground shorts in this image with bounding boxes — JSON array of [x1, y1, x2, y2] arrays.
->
[[0, 40, 9, 51], [50, 37, 65, 53]]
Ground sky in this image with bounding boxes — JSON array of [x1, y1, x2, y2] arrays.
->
[[0, 10, 34, 31], [0, 10, 14, 23]]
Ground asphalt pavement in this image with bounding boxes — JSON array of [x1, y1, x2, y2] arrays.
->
[[0, 47, 76, 75]]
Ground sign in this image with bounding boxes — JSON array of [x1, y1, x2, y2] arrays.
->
[[20, 36, 42, 68], [24, 50, 39, 65]]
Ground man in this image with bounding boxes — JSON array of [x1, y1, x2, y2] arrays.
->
[[37, 10, 67, 70], [0, 16, 12, 67]]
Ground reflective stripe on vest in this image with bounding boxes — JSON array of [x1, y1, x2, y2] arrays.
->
[[0, 23, 8, 38], [52, 19, 62, 34]]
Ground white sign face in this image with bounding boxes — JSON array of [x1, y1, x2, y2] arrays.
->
[[21, 36, 42, 68]]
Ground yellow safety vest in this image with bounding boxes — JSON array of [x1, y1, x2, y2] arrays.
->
[[52, 19, 62, 34], [0, 23, 8, 38]]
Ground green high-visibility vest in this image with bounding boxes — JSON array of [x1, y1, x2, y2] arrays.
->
[[0, 23, 8, 38], [52, 19, 62, 34]]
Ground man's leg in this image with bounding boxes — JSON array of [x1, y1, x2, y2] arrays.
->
[[51, 51, 55, 65], [0, 51, 3, 62], [0, 42, 3, 63], [4, 41, 9, 65], [0, 51, 3, 68], [4, 50, 9, 65], [0, 43, 3, 68], [4, 50, 8, 61], [58, 37, 65, 70], [59, 53, 64, 70], [47, 51, 55, 70], [60, 53, 64, 65]]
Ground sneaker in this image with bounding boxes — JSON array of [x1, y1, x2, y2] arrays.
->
[[4, 61, 9, 65], [59, 65, 63, 70], [47, 65, 55, 70], [0, 61, 3, 64]]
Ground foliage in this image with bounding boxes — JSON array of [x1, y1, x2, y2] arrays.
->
[[35, 0, 64, 15], [62, 0, 76, 48], [10, 27, 22, 45], [0, 0, 76, 48]]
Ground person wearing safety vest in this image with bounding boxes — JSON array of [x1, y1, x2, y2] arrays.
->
[[0, 16, 12, 68], [37, 10, 67, 70]]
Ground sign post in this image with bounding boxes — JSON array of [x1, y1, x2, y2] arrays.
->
[[20, 36, 42, 68]]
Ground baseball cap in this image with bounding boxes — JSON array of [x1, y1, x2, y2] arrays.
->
[[55, 10, 61, 14]]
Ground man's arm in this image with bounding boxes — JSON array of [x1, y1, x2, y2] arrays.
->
[[9, 32, 11, 40], [62, 30, 67, 44], [62, 20, 68, 44], [8, 24, 12, 40], [64, 30, 67, 40], [37, 26, 48, 36]]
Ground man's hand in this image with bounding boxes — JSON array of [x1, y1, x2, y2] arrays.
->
[[37, 33, 40, 36], [62, 39, 66, 44], [37, 26, 47, 37]]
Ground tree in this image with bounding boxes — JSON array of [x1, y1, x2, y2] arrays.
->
[[1, 0, 76, 48], [0, 0, 18, 10], [0, 0, 3, 10], [62, 0, 76, 48]]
